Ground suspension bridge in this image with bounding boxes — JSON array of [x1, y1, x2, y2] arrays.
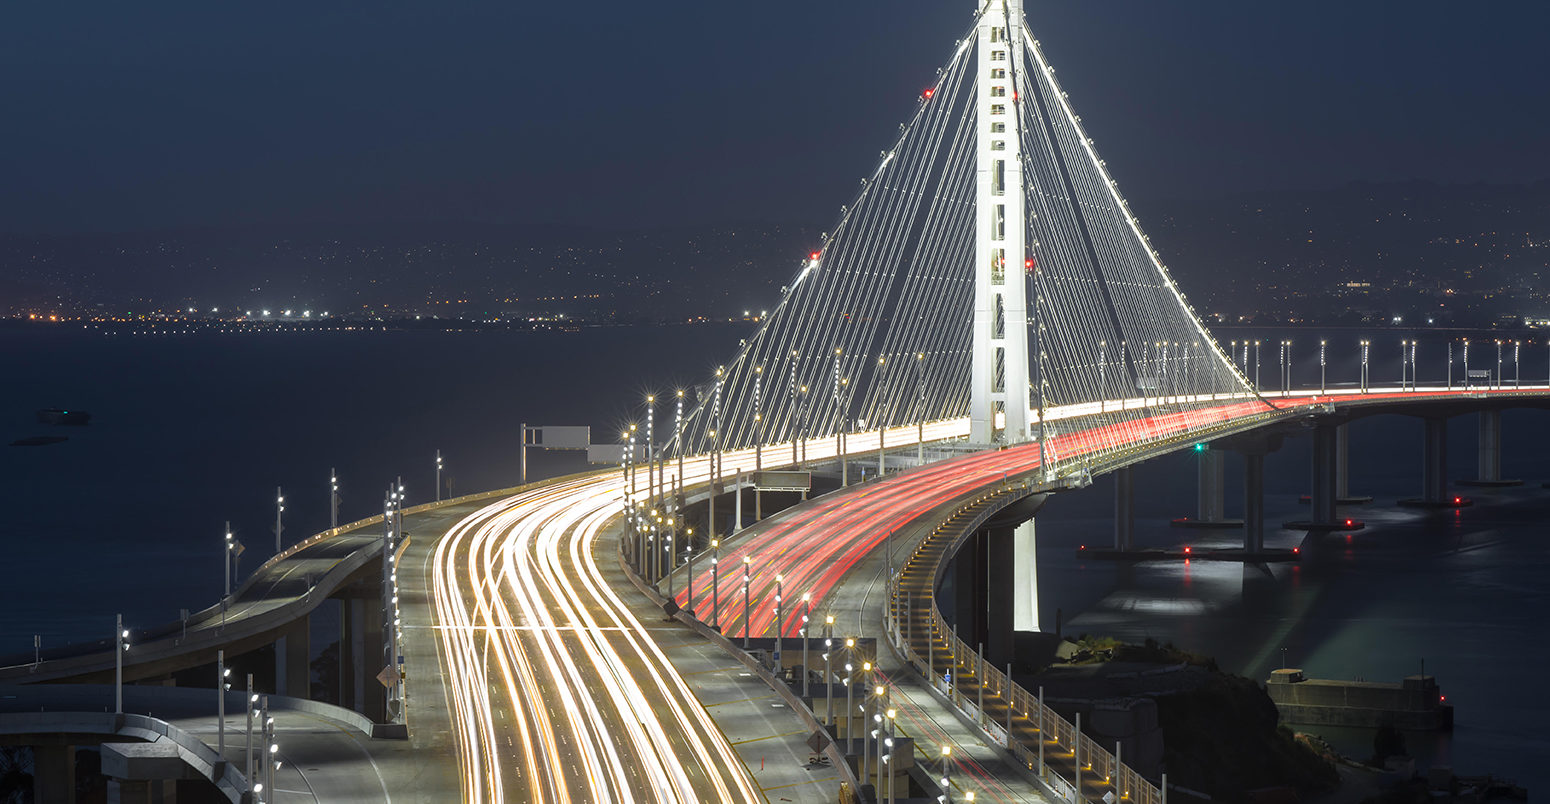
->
[[422, 2, 1548, 802], [7, 2, 1547, 803]]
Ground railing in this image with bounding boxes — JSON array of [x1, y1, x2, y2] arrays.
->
[[886, 482, 1166, 804]]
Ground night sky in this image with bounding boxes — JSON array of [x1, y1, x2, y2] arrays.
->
[[4, 1, 1548, 235]]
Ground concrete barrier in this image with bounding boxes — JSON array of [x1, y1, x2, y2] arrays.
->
[[0, 711, 248, 802]]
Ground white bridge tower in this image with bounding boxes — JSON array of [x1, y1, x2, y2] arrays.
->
[[970, 0, 1032, 445]]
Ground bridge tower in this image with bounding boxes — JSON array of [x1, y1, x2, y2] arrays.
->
[[970, 0, 1032, 445]]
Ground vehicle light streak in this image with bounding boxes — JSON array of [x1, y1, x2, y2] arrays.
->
[[426, 384, 1527, 802]]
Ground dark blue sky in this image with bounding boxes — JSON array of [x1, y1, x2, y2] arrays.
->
[[4, 1, 1548, 234]]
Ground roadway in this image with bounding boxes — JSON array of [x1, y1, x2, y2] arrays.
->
[[662, 384, 1550, 801]]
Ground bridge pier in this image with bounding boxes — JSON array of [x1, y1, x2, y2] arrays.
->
[[275, 614, 310, 698], [1113, 466, 1134, 552], [1400, 416, 1471, 508], [1458, 410, 1521, 487], [1243, 451, 1265, 554], [34, 743, 75, 804], [1285, 424, 1364, 532], [1171, 445, 1241, 529], [342, 596, 387, 722], [955, 495, 1045, 669], [1333, 424, 1372, 503]]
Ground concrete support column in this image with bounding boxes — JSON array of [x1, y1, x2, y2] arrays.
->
[[952, 532, 985, 648], [1197, 448, 1225, 522], [1334, 424, 1352, 499], [1423, 416, 1448, 504], [1011, 518, 1038, 634], [339, 598, 356, 710], [348, 598, 387, 721], [275, 614, 310, 698], [985, 524, 1021, 668], [34, 744, 76, 804], [1114, 467, 1135, 551], [1243, 452, 1265, 554], [105, 780, 150, 804], [1477, 410, 1501, 482], [1310, 425, 1337, 526]]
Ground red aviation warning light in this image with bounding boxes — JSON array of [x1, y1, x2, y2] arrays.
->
[[809, 252, 821, 261], [922, 88, 935, 100], [1025, 258, 1034, 270]]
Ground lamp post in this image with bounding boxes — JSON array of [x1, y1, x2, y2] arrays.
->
[[1401, 340, 1410, 390], [710, 539, 720, 630], [224, 522, 235, 599], [825, 614, 836, 725], [1497, 340, 1504, 389], [115, 614, 128, 713], [666, 515, 677, 598], [1319, 339, 1326, 394], [675, 389, 685, 487], [1279, 340, 1289, 394], [859, 662, 872, 773], [1448, 341, 1455, 389], [940, 744, 953, 804], [773, 575, 784, 673], [646, 395, 656, 559], [742, 555, 753, 649], [245, 675, 255, 791], [1246, 339, 1258, 393], [844, 638, 856, 739], [218, 650, 230, 754], [884, 707, 898, 804], [1360, 339, 1370, 393], [435, 450, 443, 502], [683, 527, 695, 615], [801, 593, 812, 698], [273, 487, 284, 554], [1463, 339, 1471, 388], [330, 469, 340, 530]]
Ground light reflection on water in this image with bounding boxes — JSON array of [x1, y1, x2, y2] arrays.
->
[[1039, 420, 1550, 782]]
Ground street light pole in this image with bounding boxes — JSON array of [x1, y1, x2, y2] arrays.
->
[[224, 521, 234, 598], [1360, 339, 1370, 393], [742, 556, 752, 649], [1319, 340, 1326, 394], [218, 649, 229, 755], [330, 469, 340, 530], [844, 638, 855, 740], [435, 450, 443, 502], [801, 593, 812, 698], [773, 575, 784, 673], [684, 527, 695, 615], [245, 674, 254, 790], [825, 614, 835, 725], [885, 707, 897, 804], [941, 744, 953, 804], [115, 614, 127, 713], [273, 487, 284, 554], [710, 539, 720, 630]]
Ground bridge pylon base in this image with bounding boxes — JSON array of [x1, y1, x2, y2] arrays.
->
[[1168, 517, 1243, 530], [1282, 519, 1365, 533], [1397, 496, 1473, 509]]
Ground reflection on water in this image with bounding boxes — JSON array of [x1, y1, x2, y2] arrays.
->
[[1039, 413, 1550, 782]]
